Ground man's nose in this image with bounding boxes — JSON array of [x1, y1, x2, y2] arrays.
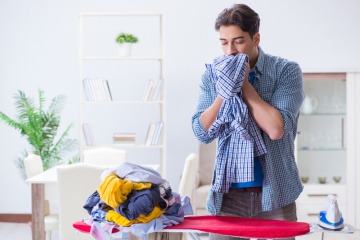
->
[[225, 43, 238, 55]]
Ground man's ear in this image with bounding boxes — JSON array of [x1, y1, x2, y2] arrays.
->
[[254, 32, 260, 46]]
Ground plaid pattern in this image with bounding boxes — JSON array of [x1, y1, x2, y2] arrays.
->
[[204, 54, 266, 194], [211, 54, 247, 100], [192, 47, 305, 215]]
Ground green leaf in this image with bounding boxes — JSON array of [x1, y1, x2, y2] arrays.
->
[[0, 89, 78, 175], [115, 32, 138, 45]]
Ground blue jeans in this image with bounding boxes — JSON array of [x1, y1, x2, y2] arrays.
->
[[209, 188, 297, 240]]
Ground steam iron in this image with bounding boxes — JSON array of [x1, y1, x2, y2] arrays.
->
[[318, 194, 344, 230]]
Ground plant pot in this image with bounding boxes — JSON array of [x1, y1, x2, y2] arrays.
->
[[118, 43, 132, 57]]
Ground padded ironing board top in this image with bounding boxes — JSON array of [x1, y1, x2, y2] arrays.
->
[[74, 215, 311, 239], [165, 215, 311, 238]]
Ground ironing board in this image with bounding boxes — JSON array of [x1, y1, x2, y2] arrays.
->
[[72, 215, 354, 240]]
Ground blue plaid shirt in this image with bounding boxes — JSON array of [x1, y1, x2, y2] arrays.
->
[[203, 54, 266, 193], [192, 46, 305, 214]]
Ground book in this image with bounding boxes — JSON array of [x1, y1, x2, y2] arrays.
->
[[152, 121, 163, 145], [83, 79, 92, 101], [141, 79, 155, 101], [83, 78, 98, 102], [104, 79, 113, 101], [97, 78, 107, 101], [82, 123, 95, 146], [92, 78, 102, 101], [83, 78, 113, 102], [144, 123, 157, 146], [113, 133, 136, 144], [88, 78, 97, 101], [152, 77, 164, 101], [148, 79, 158, 101]]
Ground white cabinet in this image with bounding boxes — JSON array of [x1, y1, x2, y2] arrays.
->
[[296, 72, 357, 226], [297, 73, 347, 185], [79, 13, 166, 175]]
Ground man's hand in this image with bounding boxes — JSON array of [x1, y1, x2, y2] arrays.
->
[[213, 54, 249, 100]]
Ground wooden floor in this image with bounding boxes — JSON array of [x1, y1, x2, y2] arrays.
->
[[0, 222, 358, 240], [0, 222, 59, 240]]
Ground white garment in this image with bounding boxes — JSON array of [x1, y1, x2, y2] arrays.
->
[[101, 162, 166, 185]]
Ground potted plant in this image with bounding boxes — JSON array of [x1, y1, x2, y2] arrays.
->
[[0, 89, 79, 179], [115, 32, 138, 56]]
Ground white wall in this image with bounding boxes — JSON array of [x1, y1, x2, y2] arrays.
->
[[0, 0, 359, 214]]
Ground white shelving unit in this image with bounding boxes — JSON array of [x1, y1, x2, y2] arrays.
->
[[295, 72, 356, 226], [297, 73, 347, 183], [79, 12, 166, 176]]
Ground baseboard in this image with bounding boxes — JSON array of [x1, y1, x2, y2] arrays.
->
[[0, 214, 31, 223]]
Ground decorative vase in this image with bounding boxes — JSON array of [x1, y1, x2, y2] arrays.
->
[[118, 43, 132, 57], [301, 95, 318, 114]]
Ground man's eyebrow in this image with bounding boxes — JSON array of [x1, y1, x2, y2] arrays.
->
[[219, 36, 244, 41]]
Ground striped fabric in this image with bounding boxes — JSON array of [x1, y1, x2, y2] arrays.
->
[[192, 47, 305, 215], [204, 54, 266, 193]]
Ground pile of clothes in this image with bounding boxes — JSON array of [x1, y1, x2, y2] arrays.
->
[[82, 162, 192, 239]]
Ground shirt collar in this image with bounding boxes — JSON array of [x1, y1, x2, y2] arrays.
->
[[254, 46, 265, 74]]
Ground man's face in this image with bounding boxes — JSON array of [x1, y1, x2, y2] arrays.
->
[[219, 25, 259, 65]]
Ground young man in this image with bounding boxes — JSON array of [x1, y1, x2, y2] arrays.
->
[[191, 4, 304, 240]]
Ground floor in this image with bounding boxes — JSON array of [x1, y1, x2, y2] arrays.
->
[[0, 222, 359, 240], [0, 222, 59, 240]]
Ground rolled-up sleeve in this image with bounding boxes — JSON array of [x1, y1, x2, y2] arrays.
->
[[191, 71, 217, 144], [271, 61, 304, 136]]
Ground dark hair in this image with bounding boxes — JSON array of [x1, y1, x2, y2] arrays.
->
[[215, 4, 260, 38]]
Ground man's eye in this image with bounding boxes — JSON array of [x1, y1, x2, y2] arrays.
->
[[235, 40, 243, 44], [220, 41, 228, 45]]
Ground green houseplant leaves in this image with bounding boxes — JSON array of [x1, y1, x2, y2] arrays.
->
[[115, 32, 138, 45], [0, 89, 78, 179]]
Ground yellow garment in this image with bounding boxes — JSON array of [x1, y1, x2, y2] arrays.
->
[[97, 174, 152, 209], [106, 206, 165, 227]]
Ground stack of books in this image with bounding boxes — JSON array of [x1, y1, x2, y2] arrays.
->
[[141, 77, 164, 101], [82, 123, 95, 146], [113, 133, 136, 145], [83, 78, 113, 102], [144, 121, 163, 146]]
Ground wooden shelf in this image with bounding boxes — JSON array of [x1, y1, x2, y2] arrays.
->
[[82, 56, 163, 61], [303, 72, 346, 81], [82, 100, 164, 105]]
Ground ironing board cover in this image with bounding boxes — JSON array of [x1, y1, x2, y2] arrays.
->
[[166, 216, 310, 238], [73, 215, 311, 239], [73, 221, 119, 233]]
